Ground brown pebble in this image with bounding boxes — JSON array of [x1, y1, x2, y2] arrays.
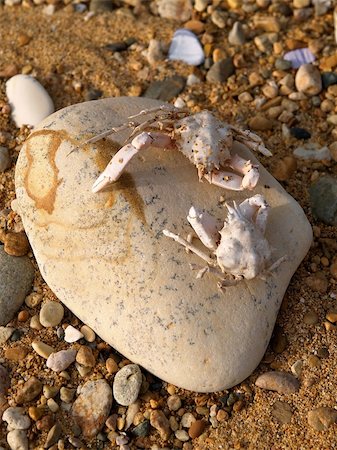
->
[[232, 399, 245, 412], [4, 231, 30, 256], [324, 321, 336, 331], [330, 263, 337, 280], [326, 310, 337, 323], [106, 357, 119, 374], [36, 414, 55, 432], [216, 409, 229, 421], [184, 20, 204, 34], [17, 33, 31, 47], [303, 311, 319, 325], [150, 410, 170, 440], [18, 310, 29, 322], [188, 419, 207, 439], [308, 407, 337, 431], [76, 346, 95, 368], [16, 376, 43, 404], [307, 355, 321, 368], [271, 326, 288, 354], [28, 406, 45, 421], [317, 347, 329, 358], [4, 346, 28, 361], [272, 401, 293, 424], [44, 422, 62, 448], [272, 156, 297, 181], [248, 116, 273, 131], [255, 371, 300, 394], [0, 63, 18, 78], [305, 273, 328, 294]]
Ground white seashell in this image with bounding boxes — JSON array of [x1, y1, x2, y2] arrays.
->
[[283, 48, 315, 69], [6, 74, 54, 128], [168, 29, 205, 66]]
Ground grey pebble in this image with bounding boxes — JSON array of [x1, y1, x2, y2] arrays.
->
[[206, 58, 235, 83], [309, 175, 337, 225], [143, 76, 186, 101], [113, 364, 142, 406], [322, 72, 337, 89], [2, 407, 31, 430], [275, 58, 292, 71], [89, 0, 115, 12], [39, 301, 64, 327], [7, 429, 28, 450], [271, 401, 293, 424], [0, 246, 34, 326], [0, 146, 10, 172], [0, 327, 14, 345], [131, 420, 150, 437], [255, 371, 300, 394], [228, 22, 246, 46], [46, 349, 77, 372]]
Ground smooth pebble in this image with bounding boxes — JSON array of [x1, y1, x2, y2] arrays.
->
[[272, 401, 293, 424], [255, 371, 300, 394], [113, 364, 142, 406], [0, 327, 14, 344], [168, 29, 204, 66], [64, 325, 84, 343], [31, 340, 54, 359], [16, 377, 42, 404], [7, 430, 28, 450], [80, 325, 95, 342], [309, 176, 337, 225], [150, 410, 170, 440], [2, 407, 31, 430], [46, 349, 77, 372], [308, 407, 337, 431], [5, 74, 54, 128], [39, 301, 64, 327], [228, 22, 245, 46], [295, 63, 322, 96]]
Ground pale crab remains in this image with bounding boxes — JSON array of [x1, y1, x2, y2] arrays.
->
[[89, 105, 272, 194], [163, 194, 286, 288]]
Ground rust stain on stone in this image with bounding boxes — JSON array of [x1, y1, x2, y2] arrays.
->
[[115, 172, 146, 226]]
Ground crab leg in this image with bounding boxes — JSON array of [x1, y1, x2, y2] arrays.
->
[[229, 126, 272, 157], [228, 154, 259, 190], [187, 206, 220, 251], [92, 131, 173, 193]]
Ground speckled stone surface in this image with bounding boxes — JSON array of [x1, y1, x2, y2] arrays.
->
[[14, 97, 312, 392]]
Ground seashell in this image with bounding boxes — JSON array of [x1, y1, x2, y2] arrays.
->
[[283, 48, 315, 69]]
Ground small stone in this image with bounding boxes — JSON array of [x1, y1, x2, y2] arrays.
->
[[0, 364, 10, 407], [84, 88, 102, 101], [272, 156, 297, 181], [303, 311, 319, 325], [0, 147, 10, 172], [3, 232, 29, 257], [167, 394, 182, 411], [322, 72, 337, 89], [309, 176, 337, 225], [72, 379, 113, 438], [36, 413, 55, 431], [206, 58, 235, 83], [0, 63, 18, 78], [157, 0, 192, 21], [290, 127, 311, 140], [330, 263, 337, 279], [44, 422, 62, 448], [143, 76, 186, 102], [271, 326, 288, 353], [60, 387, 75, 403], [64, 325, 83, 343], [294, 144, 330, 161], [326, 310, 337, 323], [272, 401, 293, 424], [47, 349, 77, 372], [228, 22, 245, 46], [24, 293, 42, 308], [17, 310, 29, 322], [307, 355, 321, 368], [68, 436, 85, 448], [89, 0, 115, 12], [291, 360, 303, 377], [308, 407, 337, 431], [47, 398, 59, 413], [184, 20, 204, 35], [40, 301, 64, 327], [295, 64, 322, 96], [248, 116, 273, 131], [305, 273, 328, 293], [6, 74, 54, 128], [30, 314, 42, 330], [131, 420, 150, 437], [7, 430, 28, 450], [106, 357, 119, 374], [32, 341, 54, 359], [0, 326, 14, 344], [4, 346, 28, 361], [175, 429, 190, 441], [80, 325, 95, 342], [113, 364, 142, 406], [181, 412, 196, 428], [253, 16, 281, 32], [275, 58, 292, 71], [255, 371, 300, 394], [0, 246, 34, 326], [211, 10, 226, 28], [188, 419, 207, 438], [43, 385, 60, 399], [76, 346, 95, 367], [28, 406, 45, 421], [150, 410, 170, 440], [16, 377, 42, 404], [2, 407, 31, 430]]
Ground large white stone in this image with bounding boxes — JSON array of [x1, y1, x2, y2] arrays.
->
[[6, 75, 54, 128], [14, 97, 312, 392]]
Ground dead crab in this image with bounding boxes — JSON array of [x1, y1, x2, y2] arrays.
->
[[163, 194, 286, 288], [89, 105, 272, 194]]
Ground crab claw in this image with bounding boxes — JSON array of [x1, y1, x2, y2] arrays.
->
[[241, 164, 259, 190]]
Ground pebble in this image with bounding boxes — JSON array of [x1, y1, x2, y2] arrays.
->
[[283, 48, 315, 69], [7, 430, 28, 450], [168, 29, 204, 66], [106, 357, 119, 374], [295, 63, 322, 96], [293, 144, 331, 161], [44, 422, 62, 448], [321, 72, 337, 89], [167, 394, 182, 411], [144, 76, 186, 101], [5, 74, 54, 127], [309, 176, 337, 225], [4, 346, 28, 361], [125, 402, 140, 430], [228, 22, 245, 46], [0, 146, 10, 172], [181, 412, 196, 428], [39, 301, 64, 327], [303, 310, 319, 324], [113, 364, 142, 406], [275, 58, 292, 71], [175, 429, 190, 441], [72, 379, 113, 438], [47, 398, 59, 413], [2, 407, 31, 429], [289, 127, 311, 140], [0, 364, 9, 402], [271, 401, 293, 424], [248, 116, 273, 131], [89, 0, 114, 12], [188, 419, 207, 438], [291, 360, 303, 378], [3, 232, 29, 257], [75, 346, 95, 367], [46, 349, 77, 372], [308, 407, 337, 431], [157, 0, 192, 21], [24, 293, 42, 308], [272, 156, 297, 181], [206, 58, 235, 83], [30, 315, 43, 330], [0, 326, 14, 344], [131, 420, 150, 437], [255, 371, 300, 394], [64, 325, 83, 343], [43, 385, 60, 399], [32, 341, 54, 359], [80, 325, 95, 342], [60, 387, 75, 403], [150, 410, 170, 440], [211, 10, 226, 28], [16, 377, 42, 404], [145, 40, 165, 66], [0, 246, 34, 326]]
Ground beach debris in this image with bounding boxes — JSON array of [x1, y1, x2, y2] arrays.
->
[[283, 48, 315, 69], [168, 29, 204, 66]]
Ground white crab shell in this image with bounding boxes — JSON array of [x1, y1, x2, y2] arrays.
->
[[173, 111, 233, 173], [215, 209, 272, 280]]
